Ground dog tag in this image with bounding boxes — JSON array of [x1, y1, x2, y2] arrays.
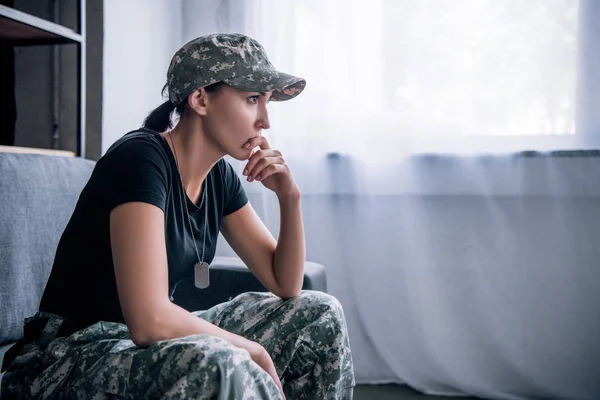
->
[[194, 262, 210, 289]]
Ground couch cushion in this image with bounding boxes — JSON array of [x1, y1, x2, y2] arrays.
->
[[0, 342, 15, 388], [0, 153, 95, 345]]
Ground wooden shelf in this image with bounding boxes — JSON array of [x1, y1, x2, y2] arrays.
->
[[0, 1, 87, 157], [0, 4, 82, 45]]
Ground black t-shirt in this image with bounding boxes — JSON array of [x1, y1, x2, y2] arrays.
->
[[39, 128, 248, 331]]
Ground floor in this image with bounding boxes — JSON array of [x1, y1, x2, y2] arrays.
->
[[354, 384, 479, 400]]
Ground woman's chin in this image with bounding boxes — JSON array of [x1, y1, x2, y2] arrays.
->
[[228, 148, 253, 161]]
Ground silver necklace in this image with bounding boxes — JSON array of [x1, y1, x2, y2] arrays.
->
[[168, 131, 210, 289]]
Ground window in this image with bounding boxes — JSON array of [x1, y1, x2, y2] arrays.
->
[[246, 0, 585, 156], [380, 0, 578, 137]]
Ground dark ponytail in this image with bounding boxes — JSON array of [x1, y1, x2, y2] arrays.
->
[[143, 84, 181, 132], [143, 100, 176, 132], [143, 82, 225, 132]]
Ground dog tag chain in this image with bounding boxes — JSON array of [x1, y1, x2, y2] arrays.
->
[[168, 131, 210, 289]]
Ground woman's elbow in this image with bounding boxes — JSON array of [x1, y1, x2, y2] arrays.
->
[[127, 310, 168, 347], [130, 331, 154, 347], [129, 323, 161, 347], [274, 286, 302, 300]]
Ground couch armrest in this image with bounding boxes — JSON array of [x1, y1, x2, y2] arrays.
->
[[173, 256, 327, 312]]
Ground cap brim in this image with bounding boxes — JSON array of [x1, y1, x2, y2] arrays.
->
[[223, 70, 306, 101]]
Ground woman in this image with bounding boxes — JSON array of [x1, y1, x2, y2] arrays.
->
[[0, 33, 355, 399]]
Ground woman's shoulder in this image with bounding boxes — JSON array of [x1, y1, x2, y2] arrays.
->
[[93, 128, 172, 179], [104, 128, 168, 158]]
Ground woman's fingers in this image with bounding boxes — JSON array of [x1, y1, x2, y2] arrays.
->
[[242, 137, 290, 187], [266, 363, 285, 399], [251, 344, 285, 399], [244, 150, 284, 180], [255, 163, 287, 181], [245, 158, 284, 182], [244, 135, 271, 151]]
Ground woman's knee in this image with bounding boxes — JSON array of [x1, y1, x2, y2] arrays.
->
[[113, 335, 279, 398], [140, 336, 253, 391], [161, 336, 279, 397], [297, 290, 344, 310], [290, 291, 347, 326]]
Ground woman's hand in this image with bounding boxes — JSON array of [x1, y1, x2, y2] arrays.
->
[[243, 137, 299, 199], [246, 341, 285, 399]]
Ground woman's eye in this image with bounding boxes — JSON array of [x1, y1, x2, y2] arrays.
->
[[248, 96, 260, 104]]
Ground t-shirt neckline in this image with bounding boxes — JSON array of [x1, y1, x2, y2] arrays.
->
[[149, 128, 208, 212]]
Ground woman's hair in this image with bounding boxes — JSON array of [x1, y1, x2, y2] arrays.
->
[[142, 82, 225, 132]]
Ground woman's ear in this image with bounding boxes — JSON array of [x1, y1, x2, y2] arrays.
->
[[188, 88, 209, 116]]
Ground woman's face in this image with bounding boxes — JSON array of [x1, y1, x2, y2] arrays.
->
[[203, 85, 272, 161]]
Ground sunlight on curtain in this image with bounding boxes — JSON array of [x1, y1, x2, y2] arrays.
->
[[243, 0, 579, 157]]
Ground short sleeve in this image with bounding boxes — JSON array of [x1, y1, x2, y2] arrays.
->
[[101, 136, 170, 213], [221, 160, 249, 216]]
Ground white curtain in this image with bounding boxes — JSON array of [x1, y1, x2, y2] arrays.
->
[[242, 0, 582, 160], [213, 1, 600, 398]]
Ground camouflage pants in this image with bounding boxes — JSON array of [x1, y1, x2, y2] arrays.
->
[[1, 290, 355, 399]]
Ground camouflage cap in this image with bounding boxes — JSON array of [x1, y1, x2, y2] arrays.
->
[[167, 33, 306, 105]]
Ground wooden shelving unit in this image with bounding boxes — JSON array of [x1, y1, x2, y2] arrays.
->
[[0, 2, 86, 157], [0, 4, 82, 44]]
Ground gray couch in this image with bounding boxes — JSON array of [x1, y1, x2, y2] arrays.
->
[[0, 151, 326, 385]]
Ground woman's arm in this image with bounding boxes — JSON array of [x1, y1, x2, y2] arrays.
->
[[110, 201, 258, 349], [110, 201, 285, 394], [273, 191, 305, 296], [221, 191, 305, 299], [221, 136, 305, 299]]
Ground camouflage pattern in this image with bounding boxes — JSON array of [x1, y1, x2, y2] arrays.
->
[[167, 33, 306, 105], [1, 290, 355, 399]]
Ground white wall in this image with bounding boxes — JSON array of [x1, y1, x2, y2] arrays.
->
[[181, 0, 247, 42], [102, 0, 183, 153], [181, 0, 226, 42], [101, 0, 250, 153]]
